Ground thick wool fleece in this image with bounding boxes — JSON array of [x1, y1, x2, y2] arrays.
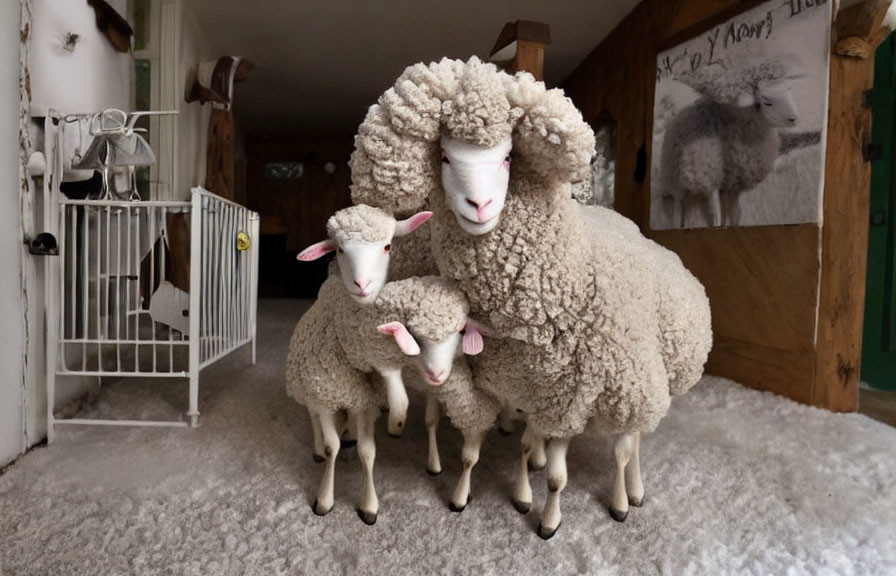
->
[[350, 57, 592, 217], [348, 57, 711, 438], [405, 365, 500, 434], [659, 98, 780, 202], [388, 214, 439, 280], [326, 204, 396, 244], [285, 276, 381, 414]]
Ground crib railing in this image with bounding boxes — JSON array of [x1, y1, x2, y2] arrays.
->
[[47, 187, 259, 437]]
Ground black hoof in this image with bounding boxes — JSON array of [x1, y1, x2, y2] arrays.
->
[[426, 467, 442, 477], [609, 507, 628, 522], [629, 495, 643, 507], [312, 453, 325, 464], [311, 499, 329, 517], [498, 426, 514, 436], [448, 495, 470, 513], [511, 498, 531, 514], [527, 460, 545, 472], [340, 439, 357, 449], [537, 521, 560, 540], [357, 508, 377, 525]]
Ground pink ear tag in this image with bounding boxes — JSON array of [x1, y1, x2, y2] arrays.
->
[[377, 322, 421, 356], [297, 239, 337, 261]]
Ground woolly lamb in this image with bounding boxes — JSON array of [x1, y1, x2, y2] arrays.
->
[[350, 57, 712, 539], [658, 62, 800, 228], [297, 204, 433, 437]]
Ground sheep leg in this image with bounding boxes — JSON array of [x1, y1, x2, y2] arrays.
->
[[673, 197, 684, 229], [380, 369, 409, 437], [511, 425, 537, 514], [722, 192, 741, 227], [625, 431, 644, 507], [529, 431, 547, 471], [708, 191, 722, 228], [313, 411, 341, 516], [341, 410, 358, 448], [355, 407, 379, 525], [425, 393, 442, 476], [610, 432, 637, 522], [498, 403, 517, 435], [449, 429, 485, 512], [537, 437, 570, 540], [309, 409, 325, 463]]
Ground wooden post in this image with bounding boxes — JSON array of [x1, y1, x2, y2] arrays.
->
[[813, 0, 893, 411], [489, 20, 551, 81]]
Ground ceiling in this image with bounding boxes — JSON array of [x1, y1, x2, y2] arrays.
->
[[186, 0, 640, 136]]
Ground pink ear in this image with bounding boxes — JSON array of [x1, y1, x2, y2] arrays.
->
[[393, 211, 433, 238], [297, 239, 337, 261], [377, 321, 421, 356], [462, 318, 488, 356]]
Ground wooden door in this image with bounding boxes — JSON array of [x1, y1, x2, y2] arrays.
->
[[862, 32, 896, 391]]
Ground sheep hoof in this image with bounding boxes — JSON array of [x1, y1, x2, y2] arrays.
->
[[426, 467, 442, 477], [357, 508, 377, 526], [609, 507, 628, 522], [511, 498, 531, 514], [340, 438, 357, 449], [312, 499, 331, 517], [312, 453, 325, 464], [536, 521, 560, 540], [628, 495, 643, 507], [527, 460, 545, 472], [448, 495, 470, 513]]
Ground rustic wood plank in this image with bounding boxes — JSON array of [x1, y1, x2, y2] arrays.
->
[[650, 226, 821, 353]]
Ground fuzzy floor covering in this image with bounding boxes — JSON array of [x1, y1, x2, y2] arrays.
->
[[1, 299, 895, 576]]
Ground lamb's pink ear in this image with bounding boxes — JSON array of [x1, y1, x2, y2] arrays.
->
[[393, 211, 433, 238], [462, 318, 489, 356], [297, 239, 337, 261], [377, 321, 421, 356]]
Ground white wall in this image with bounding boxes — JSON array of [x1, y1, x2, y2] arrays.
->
[[0, 1, 26, 468]]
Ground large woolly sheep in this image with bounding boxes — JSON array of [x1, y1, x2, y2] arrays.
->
[[350, 57, 712, 539], [657, 60, 800, 228]]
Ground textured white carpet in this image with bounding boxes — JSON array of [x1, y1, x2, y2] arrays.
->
[[1, 299, 895, 576]]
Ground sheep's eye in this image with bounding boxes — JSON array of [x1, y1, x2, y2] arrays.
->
[[384, 244, 391, 253], [762, 101, 772, 107], [441, 151, 450, 164], [505, 155, 511, 163]]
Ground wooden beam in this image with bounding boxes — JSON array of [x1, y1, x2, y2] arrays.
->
[[813, 0, 891, 412], [489, 20, 550, 81]]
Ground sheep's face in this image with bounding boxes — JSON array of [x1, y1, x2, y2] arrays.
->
[[440, 136, 512, 236], [739, 82, 799, 128], [297, 211, 433, 304], [378, 319, 486, 387]]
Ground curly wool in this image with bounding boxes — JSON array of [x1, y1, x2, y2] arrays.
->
[[404, 365, 500, 434], [376, 276, 468, 342], [349, 57, 711, 439], [326, 204, 396, 244], [350, 57, 593, 217], [285, 276, 383, 414]]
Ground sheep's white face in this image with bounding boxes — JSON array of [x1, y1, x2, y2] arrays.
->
[[297, 211, 433, 304], [740, 82, 799, 128], [378, 319, 486, 387], [440, 136, 512, 235], [335, 240, 393, 303]]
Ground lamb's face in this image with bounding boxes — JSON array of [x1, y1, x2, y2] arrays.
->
[[440, 136, 512, 235], [378, 319, 485, 387], [740, 82, 799, 128], [296, 209, 433, 304]]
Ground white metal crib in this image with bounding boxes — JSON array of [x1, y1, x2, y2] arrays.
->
[[42, 113, 259, 441]]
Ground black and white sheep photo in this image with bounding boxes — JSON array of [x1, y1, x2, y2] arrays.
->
[[650, 0, 831, 230]]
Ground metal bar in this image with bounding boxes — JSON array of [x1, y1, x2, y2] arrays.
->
[[54, 418, 189, 428], [58, 370, 189, 378], [134, 207, 142, 372], [59, 338, 189, 345], [188, 190, 202, 426], [249, 213, 260, 365], [149, 205, 157, 372], [60, 199, 190, 208], [115, 208, 122, 371], [95, 206, 102, 370]]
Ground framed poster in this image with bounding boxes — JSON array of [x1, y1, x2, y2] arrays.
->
[[650, 0, 832, 230]]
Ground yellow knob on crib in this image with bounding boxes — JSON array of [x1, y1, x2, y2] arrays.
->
[[237, 231, 250, 251]]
